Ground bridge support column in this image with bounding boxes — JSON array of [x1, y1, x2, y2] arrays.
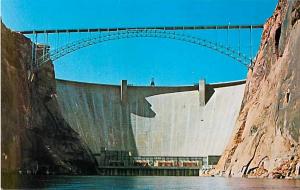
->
[[121, 80, 128, 104], [199, 79, 206, 106]]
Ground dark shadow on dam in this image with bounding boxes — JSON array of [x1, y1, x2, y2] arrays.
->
[[205, 86, 215, 104]]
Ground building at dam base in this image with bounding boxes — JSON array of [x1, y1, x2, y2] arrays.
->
[[55, 79, 245, 161]]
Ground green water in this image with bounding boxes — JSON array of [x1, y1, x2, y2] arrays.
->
[[2, 175, 300, 189]]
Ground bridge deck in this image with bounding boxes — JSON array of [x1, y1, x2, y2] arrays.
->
[[18, 24, 263, 34]]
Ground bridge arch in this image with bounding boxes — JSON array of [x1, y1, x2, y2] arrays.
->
[[38, 29, 252, 67]]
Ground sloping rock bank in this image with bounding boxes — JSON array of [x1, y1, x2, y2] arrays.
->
[[1, 23, 97, 187], [215, 0, 300, 178]]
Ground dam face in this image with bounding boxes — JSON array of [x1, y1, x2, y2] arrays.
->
[[56, 79, 245, 157]]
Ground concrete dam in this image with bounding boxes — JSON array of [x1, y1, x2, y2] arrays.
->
[[56, 79, 245, 159]]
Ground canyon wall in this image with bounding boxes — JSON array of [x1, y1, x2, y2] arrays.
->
[[216, 0, 300, 178], [1, 23, 97, 182], [56, 79, 245, 157]]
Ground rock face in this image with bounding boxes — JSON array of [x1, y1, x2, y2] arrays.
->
[[216, 0, 300, 178], [1, 22, 97, 181]]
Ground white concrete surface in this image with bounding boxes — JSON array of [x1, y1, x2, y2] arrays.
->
[[56, 80, 245, 157]]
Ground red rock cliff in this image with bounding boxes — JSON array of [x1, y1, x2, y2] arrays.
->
[[1, 22, 97, 182], [216, 0, 300, 178]]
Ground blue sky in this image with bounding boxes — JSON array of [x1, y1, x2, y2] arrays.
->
[[2, 0, 277, 86]]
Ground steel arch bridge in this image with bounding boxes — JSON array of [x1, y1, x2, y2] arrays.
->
[[19, 24, 263, 68]]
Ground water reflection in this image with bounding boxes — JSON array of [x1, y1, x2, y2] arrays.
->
[[2, 175, 300, 190]]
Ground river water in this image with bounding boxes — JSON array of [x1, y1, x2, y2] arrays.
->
[[3, 175, 300, 189]]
